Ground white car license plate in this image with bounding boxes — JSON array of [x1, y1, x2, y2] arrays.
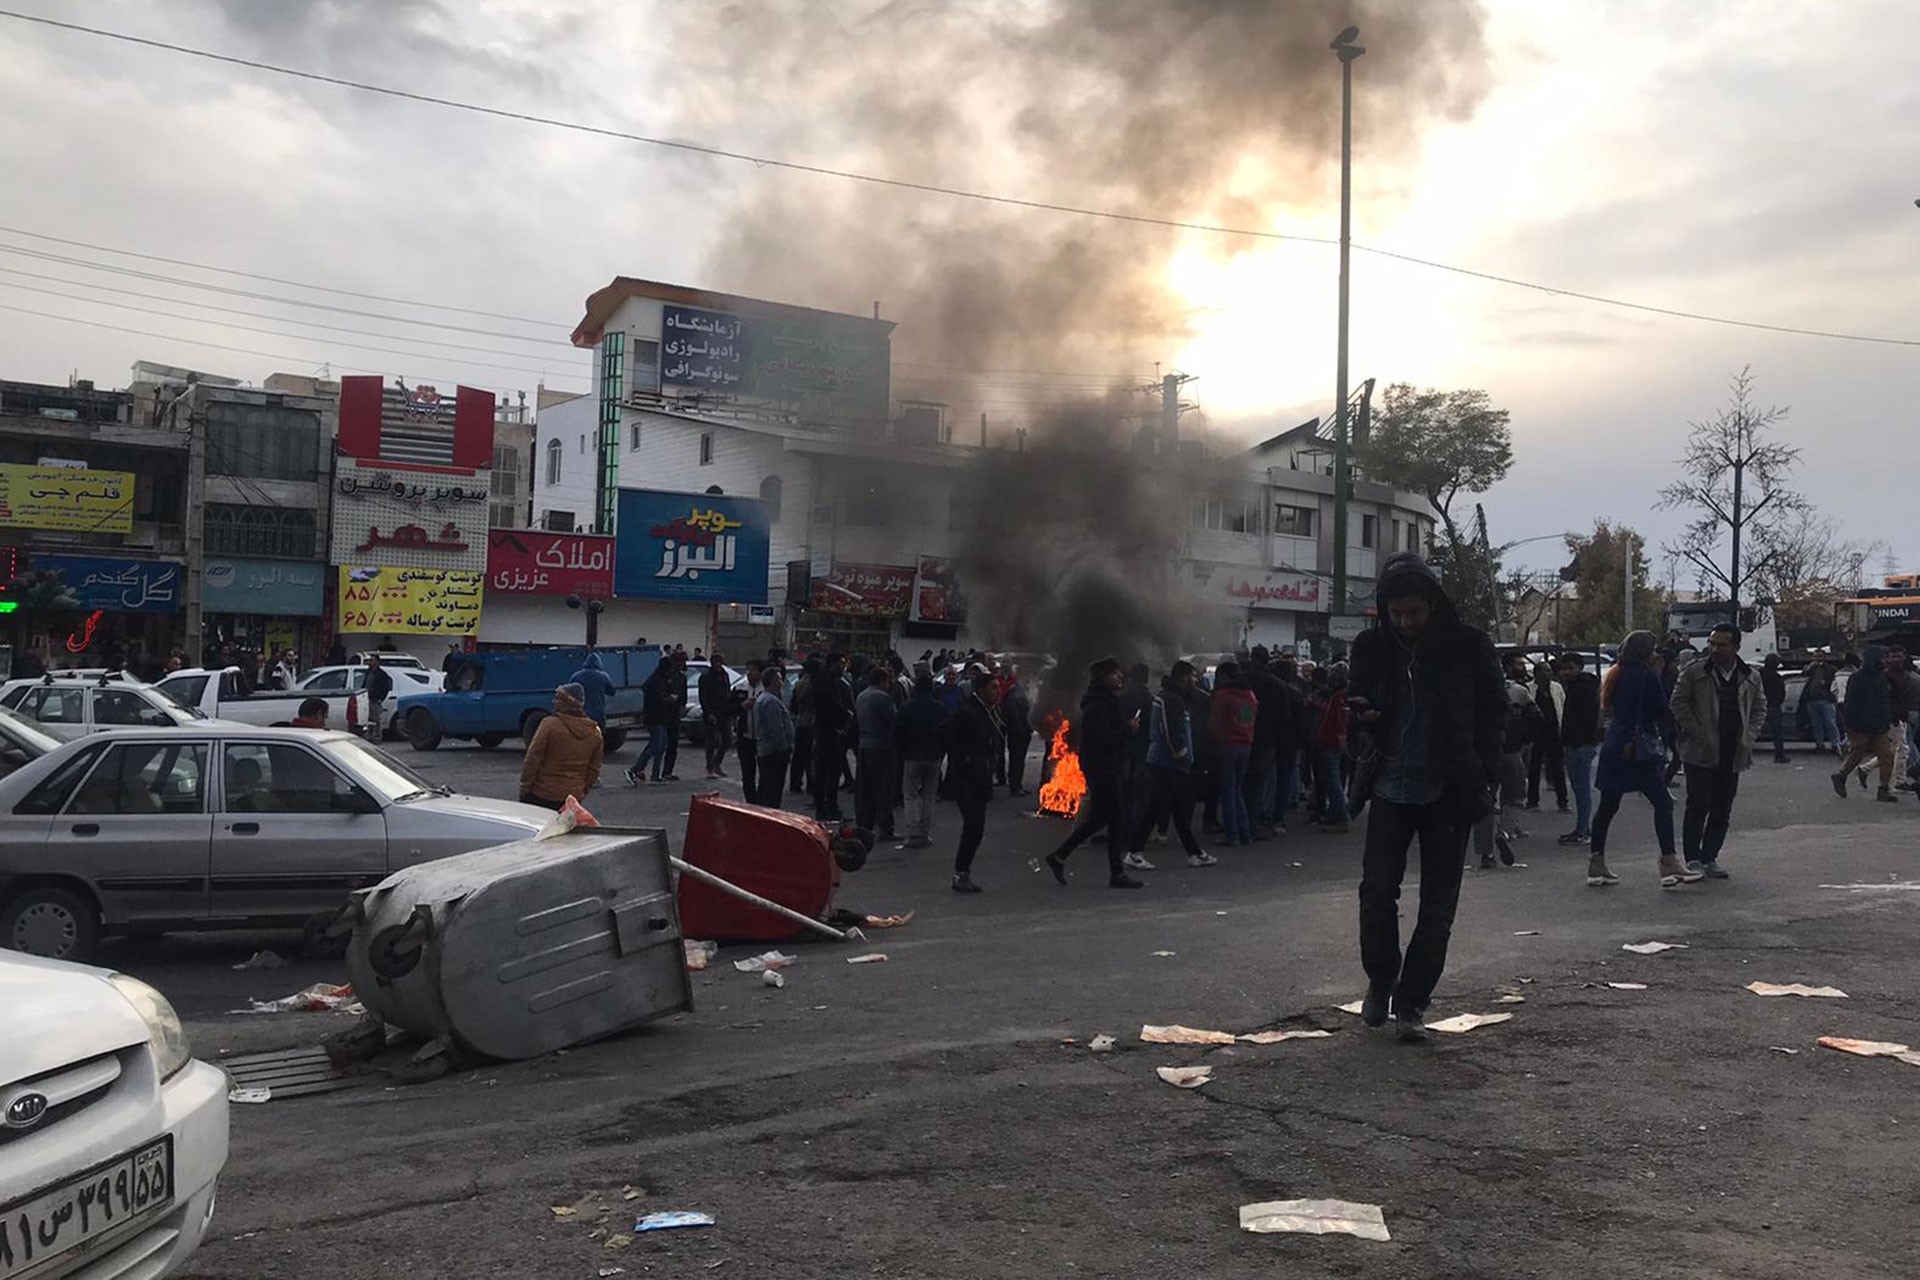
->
[[0, 1137, 173, 1277]]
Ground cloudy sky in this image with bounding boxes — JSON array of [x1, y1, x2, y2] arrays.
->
[[1, 0, 1915, 578]]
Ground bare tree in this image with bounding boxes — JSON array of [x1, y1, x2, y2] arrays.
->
[[1751, 509, 1888, 631], [1656, 367, 1805, 624]]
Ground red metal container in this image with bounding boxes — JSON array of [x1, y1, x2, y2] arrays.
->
[[677, 794, 838, 941]]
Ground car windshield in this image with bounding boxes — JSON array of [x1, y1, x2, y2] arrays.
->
[[0, 705, 60, 754], [316, 735, 442, 802], [150, 684, 209, 718]]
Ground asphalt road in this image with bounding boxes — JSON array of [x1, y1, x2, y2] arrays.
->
[[122, 739, 1920, 1280]]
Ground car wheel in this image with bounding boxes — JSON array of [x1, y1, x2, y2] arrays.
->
[[475, 732, 507, 750], [2, 886, 101, 963], [407, 707, 443, 752], [602, 728, 627, 753], [521, 709, 547, 745]]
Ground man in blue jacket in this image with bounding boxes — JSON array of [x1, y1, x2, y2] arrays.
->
[[569, 651, 615, 729]]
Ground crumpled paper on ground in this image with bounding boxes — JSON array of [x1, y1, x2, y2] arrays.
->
[[231, 949, 287, 971], [1141, 1024, 1236, 1046], [1817, 1037, 1920, 1067], [1622, 941, 1688, 955], [227, 1086, 271, 1104], [683, 940, 718, 971], [634, 1211, 714, 1233], [862, 911, 915, 929], [1335, 1000, 1366, 1016], [1238, 1030, 1333, 1044], [846, 953, 888, 965], [1155, 1065, 1213, 1088], [1239, 1199, 1390, 1241], [1088, 1034, 1117, 1053], [1426, 1012, 1514, 1034], [234, 982, 360, 1014], [1607, 982, 1649, 990], [732, 951, 797, 973], [1747, 982, 1848, 999]]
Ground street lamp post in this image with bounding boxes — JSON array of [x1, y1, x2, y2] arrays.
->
[[1330, 26, 1364, 621]]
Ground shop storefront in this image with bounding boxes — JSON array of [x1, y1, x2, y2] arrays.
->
[[23, 552, 185, 676], [797, 561, 914, 658], [199, 556, 325, 663], [611, 488, 771, 654]]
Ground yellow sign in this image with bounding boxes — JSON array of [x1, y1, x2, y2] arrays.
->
[[337, 566, 484, 636], [0, 464, 135, 533]]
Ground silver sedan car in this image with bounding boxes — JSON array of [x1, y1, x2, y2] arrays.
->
[[0, 725, 551, 962]]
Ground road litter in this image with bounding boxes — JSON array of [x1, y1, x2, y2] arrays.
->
[[1238, 1030, 1333, 1044], [1155, 1065, 1213, 1089], [1770, 1046, 1801, 1055], [1141, 1024, 1236, 1046], [1494, 995, 1526, 1005], [1215, 911, 1228, 916], [1746, 982, 1849, 999], [1336, 1000, 1365, 1016], [231, 949, 287, 970], [1607, 982, 1649, 991], [1239, 1199, 1390, 1242], [1426, 1012, 1514, 1034], [1089, 1034, 1118, 1054], [732, 951, 797, 974], [603, 1236, 632, 1252], [226, 1087, 272, 1104], [600, 1269, 625, 1278], [622, 1186, 642, 1201], [1517, 976, 1535, 984], [1819, 882, 1920, 892], [233, 982, 361, 1014], [1290, 861, 1303, 868], [551, 1205, 580, 1219], [1152, 950, 1177, 957], [635, 1211, 715, 1233], [683, 940, 718, 971], [1622, 942, 1689, 955], [761, 970, 785, 989], [846, 953, 888, 965], [1513, 930, 1540, 937], [862, 911, 916, 929], [1816, 1037, 1920, 1067]]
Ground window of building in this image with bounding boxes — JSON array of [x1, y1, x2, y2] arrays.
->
[[205, 400, 320, 482], [1274, 504, 1315, 538], [543, 509, 576, 533], [1189, 497, 1261, 534], [630, 421, 643, 450], [1360, 513, 1377, 549], [759, 474, 783, 521], [578, 433, 586, 455], [631, 339, 660, 394], [699, 433, 715, 466], [545, 438, 562, 486], [1390, 519, 1403, 552], [205, 504, 317, 558]]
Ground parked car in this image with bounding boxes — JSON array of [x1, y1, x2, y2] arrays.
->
[[352, 651, 429, 671], [156, 667, 379, 737], [0, 675, 211, 742], [0, 950, 228, 1279], [0, 726, 551, 962], [294, 664, 443, 738], [398, 645, 661, 753], [0, 706, 60, 779]]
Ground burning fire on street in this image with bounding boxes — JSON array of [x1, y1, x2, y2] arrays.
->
[[1037, 721, 1086, 819]]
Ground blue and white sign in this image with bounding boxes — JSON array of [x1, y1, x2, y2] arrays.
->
[[202, 557, 325, 616], [614, 489, 771, 603], [32, 554, 183, 614]]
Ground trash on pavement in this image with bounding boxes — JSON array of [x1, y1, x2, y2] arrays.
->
[[1155, 1065, 1213, 1089], [235, 982, 360, 1014], [1335, 1000, 1366, 1016], [1770, 1046, 1801, 1055], [226, 1086, 272, 1104], [862, 911, 915, 929], [846, 953, 888, 965], [1152, 950, 1177, 957], [1746, 982, 1849, 999], [603, 1236, 632, 1252], [683, 940, 719, 971], [761, 970, 785, 989], [232, 949, 287, 971], [1425, 1012, 1514, 1034], [1816, 1037, 1920, 1067], [1513, 930, 1540, 937], [1239, 1199, 1391, 1241], [1238, 1030, 1333, 1044], [1607, 982, 1649, 991], [1622, 941, 1688, 955], [599, 1269, 625, 1278], [1141, 1024, 1236, 1046], [1818, 882, 1920, 892], [551, 1205, 581, 1219], [1494, 995, 1526, 1005], [1088, 1034, 1118, 1053], [635, 1211, 716, 1233], [733, 951, 798, 973]]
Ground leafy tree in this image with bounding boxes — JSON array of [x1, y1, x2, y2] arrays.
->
[[1359, 383, 1515, 550], [1553, 521, 1668, 646]]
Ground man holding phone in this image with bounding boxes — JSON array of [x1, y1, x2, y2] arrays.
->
[[1348, 552, 1506, 1043]]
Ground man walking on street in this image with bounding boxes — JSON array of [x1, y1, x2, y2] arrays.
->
[[1349, 552, 1505, 1044], [1127, 661, 1217, 868], [1670, 623, 1766, 878], [626, 658, 675, 785], [854, 665, 899, 840], [660, 651, 689, 781], [1833, 645, 1900, 802], [812, 652, 853, 821], [1803, 654, 1842, 758], [569, 651, 615, 731], [1044, 657, 1145, 891], [699, 651, 734, 779], [1556, 653, 1604, 847], [1526, 661, 1569, 813], [896, 673, 951, 848], [947, 671, 1005, 893], [734, 659, 762, 799], [1761, 653, 1791, 764], [789, 660, 816, 795], [362, 654, 393, 743], [1117, 663, 1155, 870], [1887, 646, 1916, 790], [752, 666, 794, 809]]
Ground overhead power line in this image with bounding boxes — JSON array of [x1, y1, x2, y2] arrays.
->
[[2, 8, 1914, 350]]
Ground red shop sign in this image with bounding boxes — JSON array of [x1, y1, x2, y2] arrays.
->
[[486, 530, 616, 597], [810, 562, 915, 617]]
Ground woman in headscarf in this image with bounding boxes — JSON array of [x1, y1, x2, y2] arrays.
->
[[1589, 631, 1704, 889]]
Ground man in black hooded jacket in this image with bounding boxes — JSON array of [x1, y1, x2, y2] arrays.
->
[[1044, 657, 1145, 890], [1348, 552, 1505, 1043]]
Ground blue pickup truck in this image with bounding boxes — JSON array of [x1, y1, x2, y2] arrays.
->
[[395, 645, 661, 754]]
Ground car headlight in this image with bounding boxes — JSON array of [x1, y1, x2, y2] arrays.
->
[[108, 975, 193, 1082]]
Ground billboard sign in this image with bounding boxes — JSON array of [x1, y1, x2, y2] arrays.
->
[[0, 464, 135, 534], [31, 554, 182, 613], [810, 563, 915, 617], [910, 555, 966, 624], [486, 530, 615, 598], [337, 566, 484, 635], [203, 557, 324, 616], [1221, 570, 1325, 611], [660, 304, 888, 425], [330, 457, 490, 572], [614, 489, 771, 604]]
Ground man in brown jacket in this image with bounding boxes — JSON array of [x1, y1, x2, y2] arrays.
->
[[519, 683, 604, 811]]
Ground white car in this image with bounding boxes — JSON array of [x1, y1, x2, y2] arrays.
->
[[0, 951, 227, 1279], [295, 665, 443, 739], [0, 677, 208, 742]]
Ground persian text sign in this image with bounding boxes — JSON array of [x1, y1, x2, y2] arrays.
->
[[338, 566, 484, 636], [0, 464, 135, 533], [1223, 571, 1324, 611], [329, 457, 489, 571], [486, 530, 615, 597], [613, 489, 770, 603], [810, 563, 915, 617], [31, 554, 182, 613], [660, 304, 889, 425], [202, 557, 324, 616]]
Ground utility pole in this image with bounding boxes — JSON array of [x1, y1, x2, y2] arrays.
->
[[1623, 533, 1634, 633], [1162, 373, 1180, 451], [1330, 26, 1364, 618]]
